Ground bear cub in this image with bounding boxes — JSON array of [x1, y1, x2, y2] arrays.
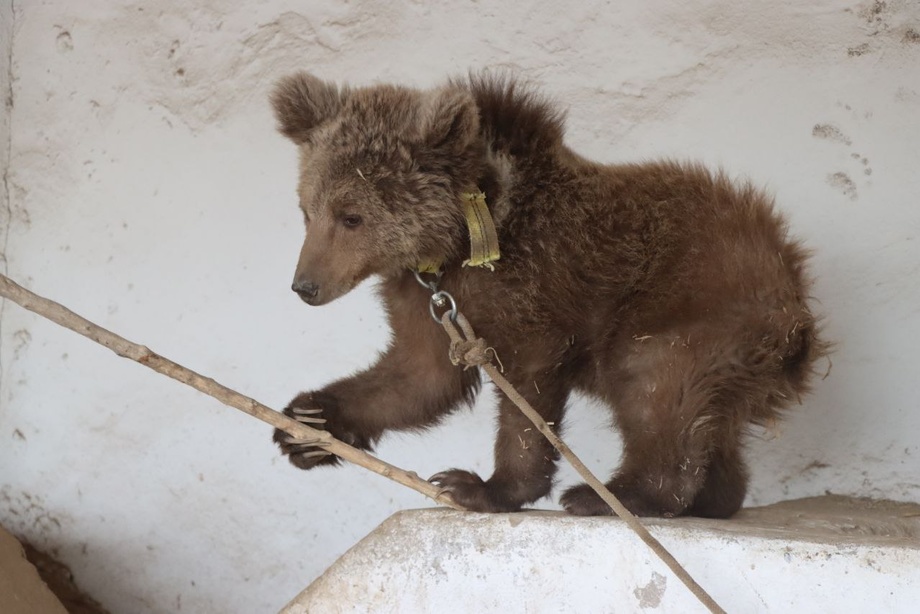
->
[[270, 72, 825, 518]]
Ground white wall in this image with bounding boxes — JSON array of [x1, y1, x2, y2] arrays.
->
[[0, 1, 918, 612]]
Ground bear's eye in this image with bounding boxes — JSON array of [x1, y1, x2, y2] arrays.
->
[[342, 214, 363, 228]]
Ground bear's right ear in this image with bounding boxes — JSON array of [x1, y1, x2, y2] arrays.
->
[[419, 88, 480, 154], [271, 72, 344, 144]]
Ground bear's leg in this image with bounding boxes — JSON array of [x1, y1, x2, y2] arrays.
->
[[560, 427, 710, 518], [275, 354, 481, 469], [560, 424, 748, 518], [275, 278, 482, 470], [684, 435, 748, 518], [562, 334, 751, 518], [430, 380, 568, 512]]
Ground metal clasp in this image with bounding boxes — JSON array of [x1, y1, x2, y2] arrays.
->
[[413, 270, 458, 323]]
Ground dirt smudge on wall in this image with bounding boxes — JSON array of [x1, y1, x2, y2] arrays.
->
[[812, 123, 852, 145], [827, 172, 858, 200]]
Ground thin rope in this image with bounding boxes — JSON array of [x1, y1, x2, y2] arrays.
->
[[441, 312, 727, 614]]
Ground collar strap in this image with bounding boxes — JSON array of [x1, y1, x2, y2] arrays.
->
[[416, 191, 501, 274]]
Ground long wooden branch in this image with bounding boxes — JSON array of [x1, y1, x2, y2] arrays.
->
[[0, 273, 463, 511]]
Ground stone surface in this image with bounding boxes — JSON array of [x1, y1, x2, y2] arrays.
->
[[284, 496, 920, 613]]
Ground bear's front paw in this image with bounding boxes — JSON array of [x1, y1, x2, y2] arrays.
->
[[429, 469, 522, 513], [274, 392, 340, 470]]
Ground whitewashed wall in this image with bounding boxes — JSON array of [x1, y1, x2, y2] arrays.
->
[[0, 1, 918, 612]]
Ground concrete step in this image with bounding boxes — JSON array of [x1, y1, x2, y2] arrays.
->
[[281, 496, 920, 613]]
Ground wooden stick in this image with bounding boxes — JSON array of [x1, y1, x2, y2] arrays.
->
[[0, 273, 464, 511]]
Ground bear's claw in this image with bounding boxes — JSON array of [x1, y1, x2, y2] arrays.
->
[[290, 407, 327, 424], [274, 398, 340, 470]]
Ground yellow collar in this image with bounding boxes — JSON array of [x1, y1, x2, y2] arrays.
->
[[417, 191, 500, 274]]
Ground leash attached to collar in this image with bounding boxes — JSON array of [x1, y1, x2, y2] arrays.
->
[[416, 191, 500, 275]]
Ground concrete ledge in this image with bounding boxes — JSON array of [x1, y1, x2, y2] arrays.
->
[[281, 496, 920, 613]]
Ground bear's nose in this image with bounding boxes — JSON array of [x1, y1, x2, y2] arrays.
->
[[291, 280, 319, 302]]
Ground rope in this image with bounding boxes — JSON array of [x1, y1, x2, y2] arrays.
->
[[440, 312, 727, 614]]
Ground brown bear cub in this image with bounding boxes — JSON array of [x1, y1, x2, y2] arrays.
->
[[270, 72, 825, 518]]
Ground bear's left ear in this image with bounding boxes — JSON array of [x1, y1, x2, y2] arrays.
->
[[271, 72, 345, 144], [419, 88, 480, 153]]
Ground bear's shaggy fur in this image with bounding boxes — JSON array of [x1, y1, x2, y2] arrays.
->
[[270, 72, 826, 518]]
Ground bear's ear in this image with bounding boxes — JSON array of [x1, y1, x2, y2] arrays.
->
[[419, 88, 480, 152], [271, 72, 344, 144]]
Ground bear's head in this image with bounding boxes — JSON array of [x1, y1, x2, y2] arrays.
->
[[271, 72, 483, 306]]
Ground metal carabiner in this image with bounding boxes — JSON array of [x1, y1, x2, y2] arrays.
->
[[429, 290, 458, 323]]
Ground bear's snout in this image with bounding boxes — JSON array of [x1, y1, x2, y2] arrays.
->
[[291, 279, 320, 304]]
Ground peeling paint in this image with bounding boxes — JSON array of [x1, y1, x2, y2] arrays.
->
[[634, 572, 667, 609]]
